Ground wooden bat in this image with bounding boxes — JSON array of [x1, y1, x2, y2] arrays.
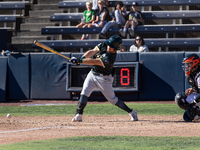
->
[[34, 40, 70, 60]]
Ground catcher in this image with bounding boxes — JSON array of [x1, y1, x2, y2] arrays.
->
[[175, 53, 200, 122]]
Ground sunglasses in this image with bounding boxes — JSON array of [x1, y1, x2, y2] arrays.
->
[[136, 39, 142, 41]]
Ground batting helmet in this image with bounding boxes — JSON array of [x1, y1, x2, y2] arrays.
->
[[105, 35, 122, 50], [182, 53, 200, 75]]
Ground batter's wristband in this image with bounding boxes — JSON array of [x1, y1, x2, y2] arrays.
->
[[79, 56, 85, 63]]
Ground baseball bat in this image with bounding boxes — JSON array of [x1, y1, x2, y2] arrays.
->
[[34, 40, 70, 60]]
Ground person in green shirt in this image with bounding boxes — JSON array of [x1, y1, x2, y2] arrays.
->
[[76, 1, 96, 40]]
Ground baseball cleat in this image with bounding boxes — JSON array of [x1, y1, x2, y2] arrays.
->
[[119, 29, 126, 37], [128, 28, 134, 37], [129, 109, 138, 121], [193, 115, 200, 121], [72, 114, 82, 122]]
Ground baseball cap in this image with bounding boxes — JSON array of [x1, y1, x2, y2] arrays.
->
[[132, 2, 138, 6]]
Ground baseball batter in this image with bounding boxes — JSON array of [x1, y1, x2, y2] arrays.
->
[[175, 53, 200, 122], [70, 35, 138, 122]]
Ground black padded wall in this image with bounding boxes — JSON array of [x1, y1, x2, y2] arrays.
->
[[0, 57, 7, 102], [30, 53, 71, 99], [0, 29, 7, 50], [8, 53, 30, 100]]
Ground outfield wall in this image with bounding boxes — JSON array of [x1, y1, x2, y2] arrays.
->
[[0, 52, 192, 102]]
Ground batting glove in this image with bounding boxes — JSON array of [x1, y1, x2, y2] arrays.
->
[[70, 57, 81, 66]]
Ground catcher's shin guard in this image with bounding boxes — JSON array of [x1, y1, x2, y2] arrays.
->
[[76, 95, 88, 114], [183, 106, 200, 122]]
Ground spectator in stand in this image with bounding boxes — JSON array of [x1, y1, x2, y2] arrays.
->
[[88, 0, 111, 28], [92, 0, 109, 12], [119, 2, 143, 37], [129, 35, 149, 52], [76, 1, 96, 40], [99, 1, 126, 39]]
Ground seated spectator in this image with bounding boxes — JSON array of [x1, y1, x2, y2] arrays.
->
[[129, 35, 149, 52], [92, 0, 109, 11], [89, 0, 111, 28], [99, 1, 126, 39], [76, 1, 96, 40], [119, 2, 143, 37]]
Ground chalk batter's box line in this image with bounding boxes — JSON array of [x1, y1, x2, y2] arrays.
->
[[0, 126, 77, 134]]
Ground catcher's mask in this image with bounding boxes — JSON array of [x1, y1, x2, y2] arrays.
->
[[182, 53, 200, 75], [106, 35, 122, 51]]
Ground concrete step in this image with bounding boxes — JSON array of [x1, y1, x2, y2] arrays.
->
[[0, 10, 24, 15], [25, 16, 51, 23], [20, 23, 56, 30], [37, 0, 61, 4], [16, 30, 41, 36], [29, 10, 63, 17], [33, 4, 59, 10], [12, 36, 48, 44]]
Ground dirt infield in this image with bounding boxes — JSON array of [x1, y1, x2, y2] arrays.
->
[[0, 100, 199, 145]]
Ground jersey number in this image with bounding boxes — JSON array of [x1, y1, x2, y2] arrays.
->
[[120, 68, 130, 86]]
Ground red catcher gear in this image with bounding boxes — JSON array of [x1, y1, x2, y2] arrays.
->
[[182, 54, 200, 75]]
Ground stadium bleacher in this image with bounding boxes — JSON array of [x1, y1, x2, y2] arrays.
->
[[32, 38, 200, 52], [41, 24, 200, 38], [59, 0, 200, 8], [51, 11, 200, 22], [30, 0, 199, 52], [0, 15, 17, 29], [0, 1, 30, 16], [0, 0, 199, 52]]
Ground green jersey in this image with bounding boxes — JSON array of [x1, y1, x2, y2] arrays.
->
[[92, 42, 116, 75], [83, 10, 96, 22]]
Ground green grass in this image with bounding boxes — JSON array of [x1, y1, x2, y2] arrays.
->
[[0, 103, 184, 117], [1, 136, 200, 150]]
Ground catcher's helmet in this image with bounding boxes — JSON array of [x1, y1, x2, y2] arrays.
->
[[105, 35, 122, 50], [182, 53, 200, 75]]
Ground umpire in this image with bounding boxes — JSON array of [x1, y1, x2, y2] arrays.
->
[[70, 35, 138, 122]]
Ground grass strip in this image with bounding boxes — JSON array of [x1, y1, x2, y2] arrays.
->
[[0, 136, 200, 150], [0, 103, 184, 116]]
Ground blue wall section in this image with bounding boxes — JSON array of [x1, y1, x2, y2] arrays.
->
[[0, 57, 7, 102], [2, 52, 189, 101], [139, 52, 185, 100], [116, 52, 138, 62], [30, 53, 71, 99], [8, 53, 30, 100]]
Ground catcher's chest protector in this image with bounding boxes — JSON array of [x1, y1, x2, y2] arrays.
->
[[186, 70, 200, 93]]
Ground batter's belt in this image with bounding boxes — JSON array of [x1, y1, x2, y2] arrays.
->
[[92, 70, 111, 76]]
